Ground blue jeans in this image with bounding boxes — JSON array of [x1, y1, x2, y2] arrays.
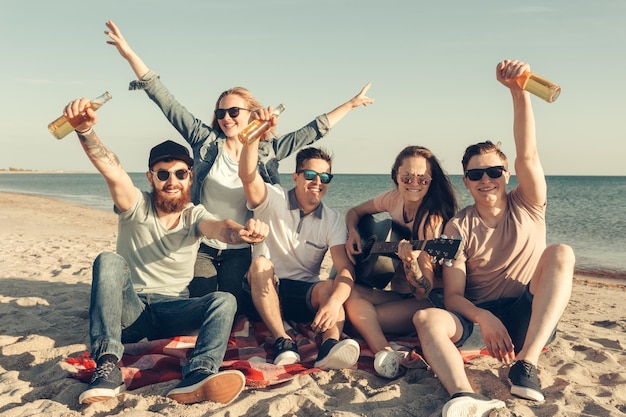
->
[[89, 252, 237, 377]]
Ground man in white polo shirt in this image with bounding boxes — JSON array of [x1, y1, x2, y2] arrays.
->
[[238, 111, 359, 369]]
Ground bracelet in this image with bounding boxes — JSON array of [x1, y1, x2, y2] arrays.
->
[[75, 127, 93, 135]]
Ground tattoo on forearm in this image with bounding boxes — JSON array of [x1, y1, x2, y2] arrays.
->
[[79, 132, 121, 168], [404, 259, 432, 294]]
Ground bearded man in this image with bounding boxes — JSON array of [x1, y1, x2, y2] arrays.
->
[[62, 97, 268, 406]]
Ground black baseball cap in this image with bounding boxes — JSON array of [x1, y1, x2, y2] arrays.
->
[[148, 140, 194, 168]]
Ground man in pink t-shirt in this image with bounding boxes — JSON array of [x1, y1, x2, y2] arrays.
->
[[413, 60, 575, 417]]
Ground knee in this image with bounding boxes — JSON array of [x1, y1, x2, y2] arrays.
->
[[92, 252, 127, 282], [412, 308, 440, 333], [545, 244, 576, 271], [212, 291, 237, 316]]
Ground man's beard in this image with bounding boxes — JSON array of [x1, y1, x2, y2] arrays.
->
[[151, 184, 192, 214]]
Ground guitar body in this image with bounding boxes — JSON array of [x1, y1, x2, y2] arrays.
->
[[354, 214, 410, 289]]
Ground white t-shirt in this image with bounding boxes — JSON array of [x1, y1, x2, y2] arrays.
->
[[250, 184, 347, 282], [200, 148, 251, 250]]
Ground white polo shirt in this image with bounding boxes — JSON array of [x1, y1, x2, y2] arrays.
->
[[250, 184, 347, 282]]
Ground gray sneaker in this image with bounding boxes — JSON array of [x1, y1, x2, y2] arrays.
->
[[79, 359, 125, 404]]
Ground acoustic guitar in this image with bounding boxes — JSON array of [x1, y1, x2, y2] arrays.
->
[[348, 214, 462, 289]]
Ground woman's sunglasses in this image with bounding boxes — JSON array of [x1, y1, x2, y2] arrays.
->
[[150, 169, 191, 182], [464, 165, 506, 181], [297, 169, 333, 184], [214, 107, 251, 120], [399, 173, 432, 186]]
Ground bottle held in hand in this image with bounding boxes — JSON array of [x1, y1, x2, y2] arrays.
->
[[515, 72, 561, 103], [48, 92, 112, 139], [238, 104, 286, 145]]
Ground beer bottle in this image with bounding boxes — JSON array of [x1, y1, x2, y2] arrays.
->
[[48, 92, 112, 139], [238, 104, 286, 145], [515, 72, 561, 103]]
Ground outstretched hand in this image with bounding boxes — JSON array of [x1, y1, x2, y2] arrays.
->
[[104, 20, 134, 59], [349, 82, 375, 109]]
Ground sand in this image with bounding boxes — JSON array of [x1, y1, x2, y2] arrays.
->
[[1, 191, 625, 417]]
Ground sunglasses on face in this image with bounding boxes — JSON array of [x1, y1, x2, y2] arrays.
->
[[297, 169, 334, 184], [214, 107, 251, 120], [464, 165, 506, 181], [399, 173, 432, 186], [150, 169, 191, 182]]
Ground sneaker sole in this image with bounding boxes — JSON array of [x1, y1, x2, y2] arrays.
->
[[314, 339, 360, 369], [510, 385, 545, 401], [274, 350, 301, 366], [442, 396, 506, 417], [166, 370, 246, 405], [374, 350, 401, 379], [79, 384, 126, 404]]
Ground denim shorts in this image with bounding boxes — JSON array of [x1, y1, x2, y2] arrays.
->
[[452, 285, 556, 352], [242, 276, 318, 323]]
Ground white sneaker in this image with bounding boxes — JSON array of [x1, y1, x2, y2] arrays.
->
[[442, 394, 506, 417], [374, 350, 402, 379]]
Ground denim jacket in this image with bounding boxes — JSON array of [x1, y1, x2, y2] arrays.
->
[[129, 71, 332, 204]]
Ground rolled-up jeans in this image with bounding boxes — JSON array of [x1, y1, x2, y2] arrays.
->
[[89, 251, 236, 377]]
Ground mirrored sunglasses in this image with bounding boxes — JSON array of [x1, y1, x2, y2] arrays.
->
[[214, 107, 250, 120], [399, 173, 432, 186], [464, 165, 506, 181], [297, 169, 333, 184], [151, 169, 191, 182]]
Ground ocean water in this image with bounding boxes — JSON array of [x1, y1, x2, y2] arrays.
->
[[1, 173, 625, 279]]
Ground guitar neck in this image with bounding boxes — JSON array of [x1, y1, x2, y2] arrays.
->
[[370, 239, 426, 256]]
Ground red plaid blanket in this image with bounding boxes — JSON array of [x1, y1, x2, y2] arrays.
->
[[67, 316, 488, 390]]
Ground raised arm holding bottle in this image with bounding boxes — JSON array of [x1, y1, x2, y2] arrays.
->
[[103, 20, 374, 312]]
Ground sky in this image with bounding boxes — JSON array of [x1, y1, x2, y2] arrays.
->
[[1, 0, 625, 176]]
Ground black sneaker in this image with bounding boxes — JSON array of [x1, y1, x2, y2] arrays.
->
[[79, 358, 125, 404], [273, 337, 300, 365], [166, 369, 245, 405], [509, 360, 545, 401], [314, 338, 360, 369]]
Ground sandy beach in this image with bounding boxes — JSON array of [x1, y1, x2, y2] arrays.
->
[[1, 191, 625, 417]]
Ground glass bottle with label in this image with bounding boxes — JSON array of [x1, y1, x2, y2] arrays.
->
[[48, 92, 112, 139], [238, 104, 286, 145]]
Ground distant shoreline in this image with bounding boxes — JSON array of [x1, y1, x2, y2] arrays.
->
[[0, 169, 95, 174]]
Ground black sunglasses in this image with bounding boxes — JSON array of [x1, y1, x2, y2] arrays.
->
[[464, 165, 506, 181], [214, 107, 251, 120], [150, 169, 191, 182], [297, 169, 333, 184]]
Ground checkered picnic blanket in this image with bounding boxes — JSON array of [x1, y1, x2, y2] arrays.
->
[[67, 316, 488, 390]]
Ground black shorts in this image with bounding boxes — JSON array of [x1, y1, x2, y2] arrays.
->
[[242, 276, 318, 323], [452, 285, 556, 352]]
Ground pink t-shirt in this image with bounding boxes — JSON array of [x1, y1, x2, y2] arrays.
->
[[445, 187, 546, 304], [373, 190, 416, 237]]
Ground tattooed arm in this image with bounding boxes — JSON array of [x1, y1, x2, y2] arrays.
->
[[403, 257, 433, 296], [65, 98, 137, 212], [397, 239, 435, 300]]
